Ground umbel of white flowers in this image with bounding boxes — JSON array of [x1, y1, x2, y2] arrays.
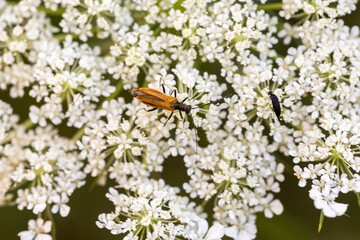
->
[[0, 0, 360, 240]]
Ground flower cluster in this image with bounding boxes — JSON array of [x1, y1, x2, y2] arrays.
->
[[97, 179, 225, 239], [0, 1, 54, 97], [1, 121, 86, 215], [1, 0, 360, 239], [11, 126, 86, 217], [183, 137, 284, 238], [282, 19, 360, 218], [280, 0, 357, 21], [291, 114, 360, 217], [0, 100, 19, 204], [28, 35, 115, 128], [0, 102, 85, 237], [77, 98, 161, 182]]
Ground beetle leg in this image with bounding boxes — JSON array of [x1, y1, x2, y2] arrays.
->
[[181, 97, 188, 103], [169, 89, 177, 98], [163, 112, 174, 126], [179, 110, 183, 119], [136, 108, 157, 113], [146, 108, 158, 112], [161, 84, 166, 94], [188, 113, 198, 153]]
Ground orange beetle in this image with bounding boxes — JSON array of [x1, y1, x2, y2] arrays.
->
[[131, 85, 191, 125], [131, 85, 222, 153]]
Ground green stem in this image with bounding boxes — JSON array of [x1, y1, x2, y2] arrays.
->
[[54, 26, 97, 42], [37, 6, 65, 16], [7, 179, 28, 192], [200, 182, 225, 209], [46, 205, 57, 240], [134, 226, 143, 237], [54, 33, 71, 42], [101, 80, 124, 105], [71, 126, 85, 142], [257, 2, 283, 11], [21, 118, 34, 130], [286, 122, 302, 131], [318, 211, 324, 233], [140, 226, 146, 239], [254, 87, 263, 96], [356, 193, 360, 207], [339, 158, 354, 179]]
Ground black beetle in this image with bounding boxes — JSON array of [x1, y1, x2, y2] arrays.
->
[[268, 91, 281, 122]]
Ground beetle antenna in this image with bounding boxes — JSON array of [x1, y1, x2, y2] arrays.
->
[[189, 113, 198, 154], [193, 103, 211, 109], [136, 108, 146, 113], [193, 98, 224, 109]]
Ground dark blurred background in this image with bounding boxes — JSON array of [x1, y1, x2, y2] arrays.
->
[[1, 1, 360, 240]]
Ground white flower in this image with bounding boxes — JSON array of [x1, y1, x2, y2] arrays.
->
[[18, 218, 52, 240], [29, 106, 47, 127], [309, 186, 348, 218], [224, 215, 257, 240], [264, 199, 284, 218], [204, 223, 225, 240]]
